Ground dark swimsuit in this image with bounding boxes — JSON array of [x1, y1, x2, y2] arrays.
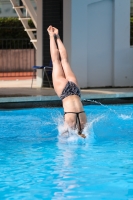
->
[[64, 111, 85, 135], [60, 81, 81, 100], [60, 81, 85, 135]]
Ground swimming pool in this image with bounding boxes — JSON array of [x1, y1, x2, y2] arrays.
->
[[0, 104, 133, 199]]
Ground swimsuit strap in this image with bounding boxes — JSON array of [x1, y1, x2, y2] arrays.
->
[[64, 111, 85, 115], [64, 111, 85, 135], [75, 113, 82, 134]]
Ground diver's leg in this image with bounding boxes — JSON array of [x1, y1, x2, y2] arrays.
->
[[47, 26, 68, 96], [53, 27, 78, 85]]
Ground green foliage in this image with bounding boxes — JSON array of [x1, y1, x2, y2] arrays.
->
[[0, 17, 34, 39], [28, 19, 35, 28], [0, 17, 34, 48], [130, 18, 133, 45], [131, 17, 133, 23]]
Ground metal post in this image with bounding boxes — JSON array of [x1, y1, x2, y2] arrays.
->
[[36, 0, 43, 88]]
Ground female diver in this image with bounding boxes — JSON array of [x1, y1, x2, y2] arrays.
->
[[47, 26, 87, 138]]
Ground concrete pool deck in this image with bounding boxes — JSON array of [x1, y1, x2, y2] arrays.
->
[[0, 79, 133, 107]]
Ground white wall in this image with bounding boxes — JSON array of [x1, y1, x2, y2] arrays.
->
[[87, 0, 113, 87], [63, 0, 133, 88], [114, 0, 133, 86], [71, 0, 88, 88], [63, 0, 71, 65]]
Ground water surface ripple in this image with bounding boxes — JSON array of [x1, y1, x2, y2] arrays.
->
[[0, 105, 133, 199]]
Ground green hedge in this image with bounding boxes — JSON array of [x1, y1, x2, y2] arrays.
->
[[0, 17, 34, 39], [130, 18, 133, 45]]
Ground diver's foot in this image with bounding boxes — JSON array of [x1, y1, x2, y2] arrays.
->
[[53, 27, 59, 35], [47, 25, 55, 37]]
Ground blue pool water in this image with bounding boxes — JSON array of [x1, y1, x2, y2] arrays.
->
[[0, 104, 133, 199]]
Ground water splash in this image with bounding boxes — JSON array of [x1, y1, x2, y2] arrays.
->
[[56, 113, 105, 145], [84, 99, 133, 120], [84, 99, 119, 115], [119, 114, 133, 120]]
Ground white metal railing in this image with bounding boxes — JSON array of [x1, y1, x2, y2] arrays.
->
[[10, 0, 37, 49]]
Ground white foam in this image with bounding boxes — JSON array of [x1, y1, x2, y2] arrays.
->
[[56, 114, 105, 145], [119, 114, 132, 120], [49, 111, 106, 145]]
